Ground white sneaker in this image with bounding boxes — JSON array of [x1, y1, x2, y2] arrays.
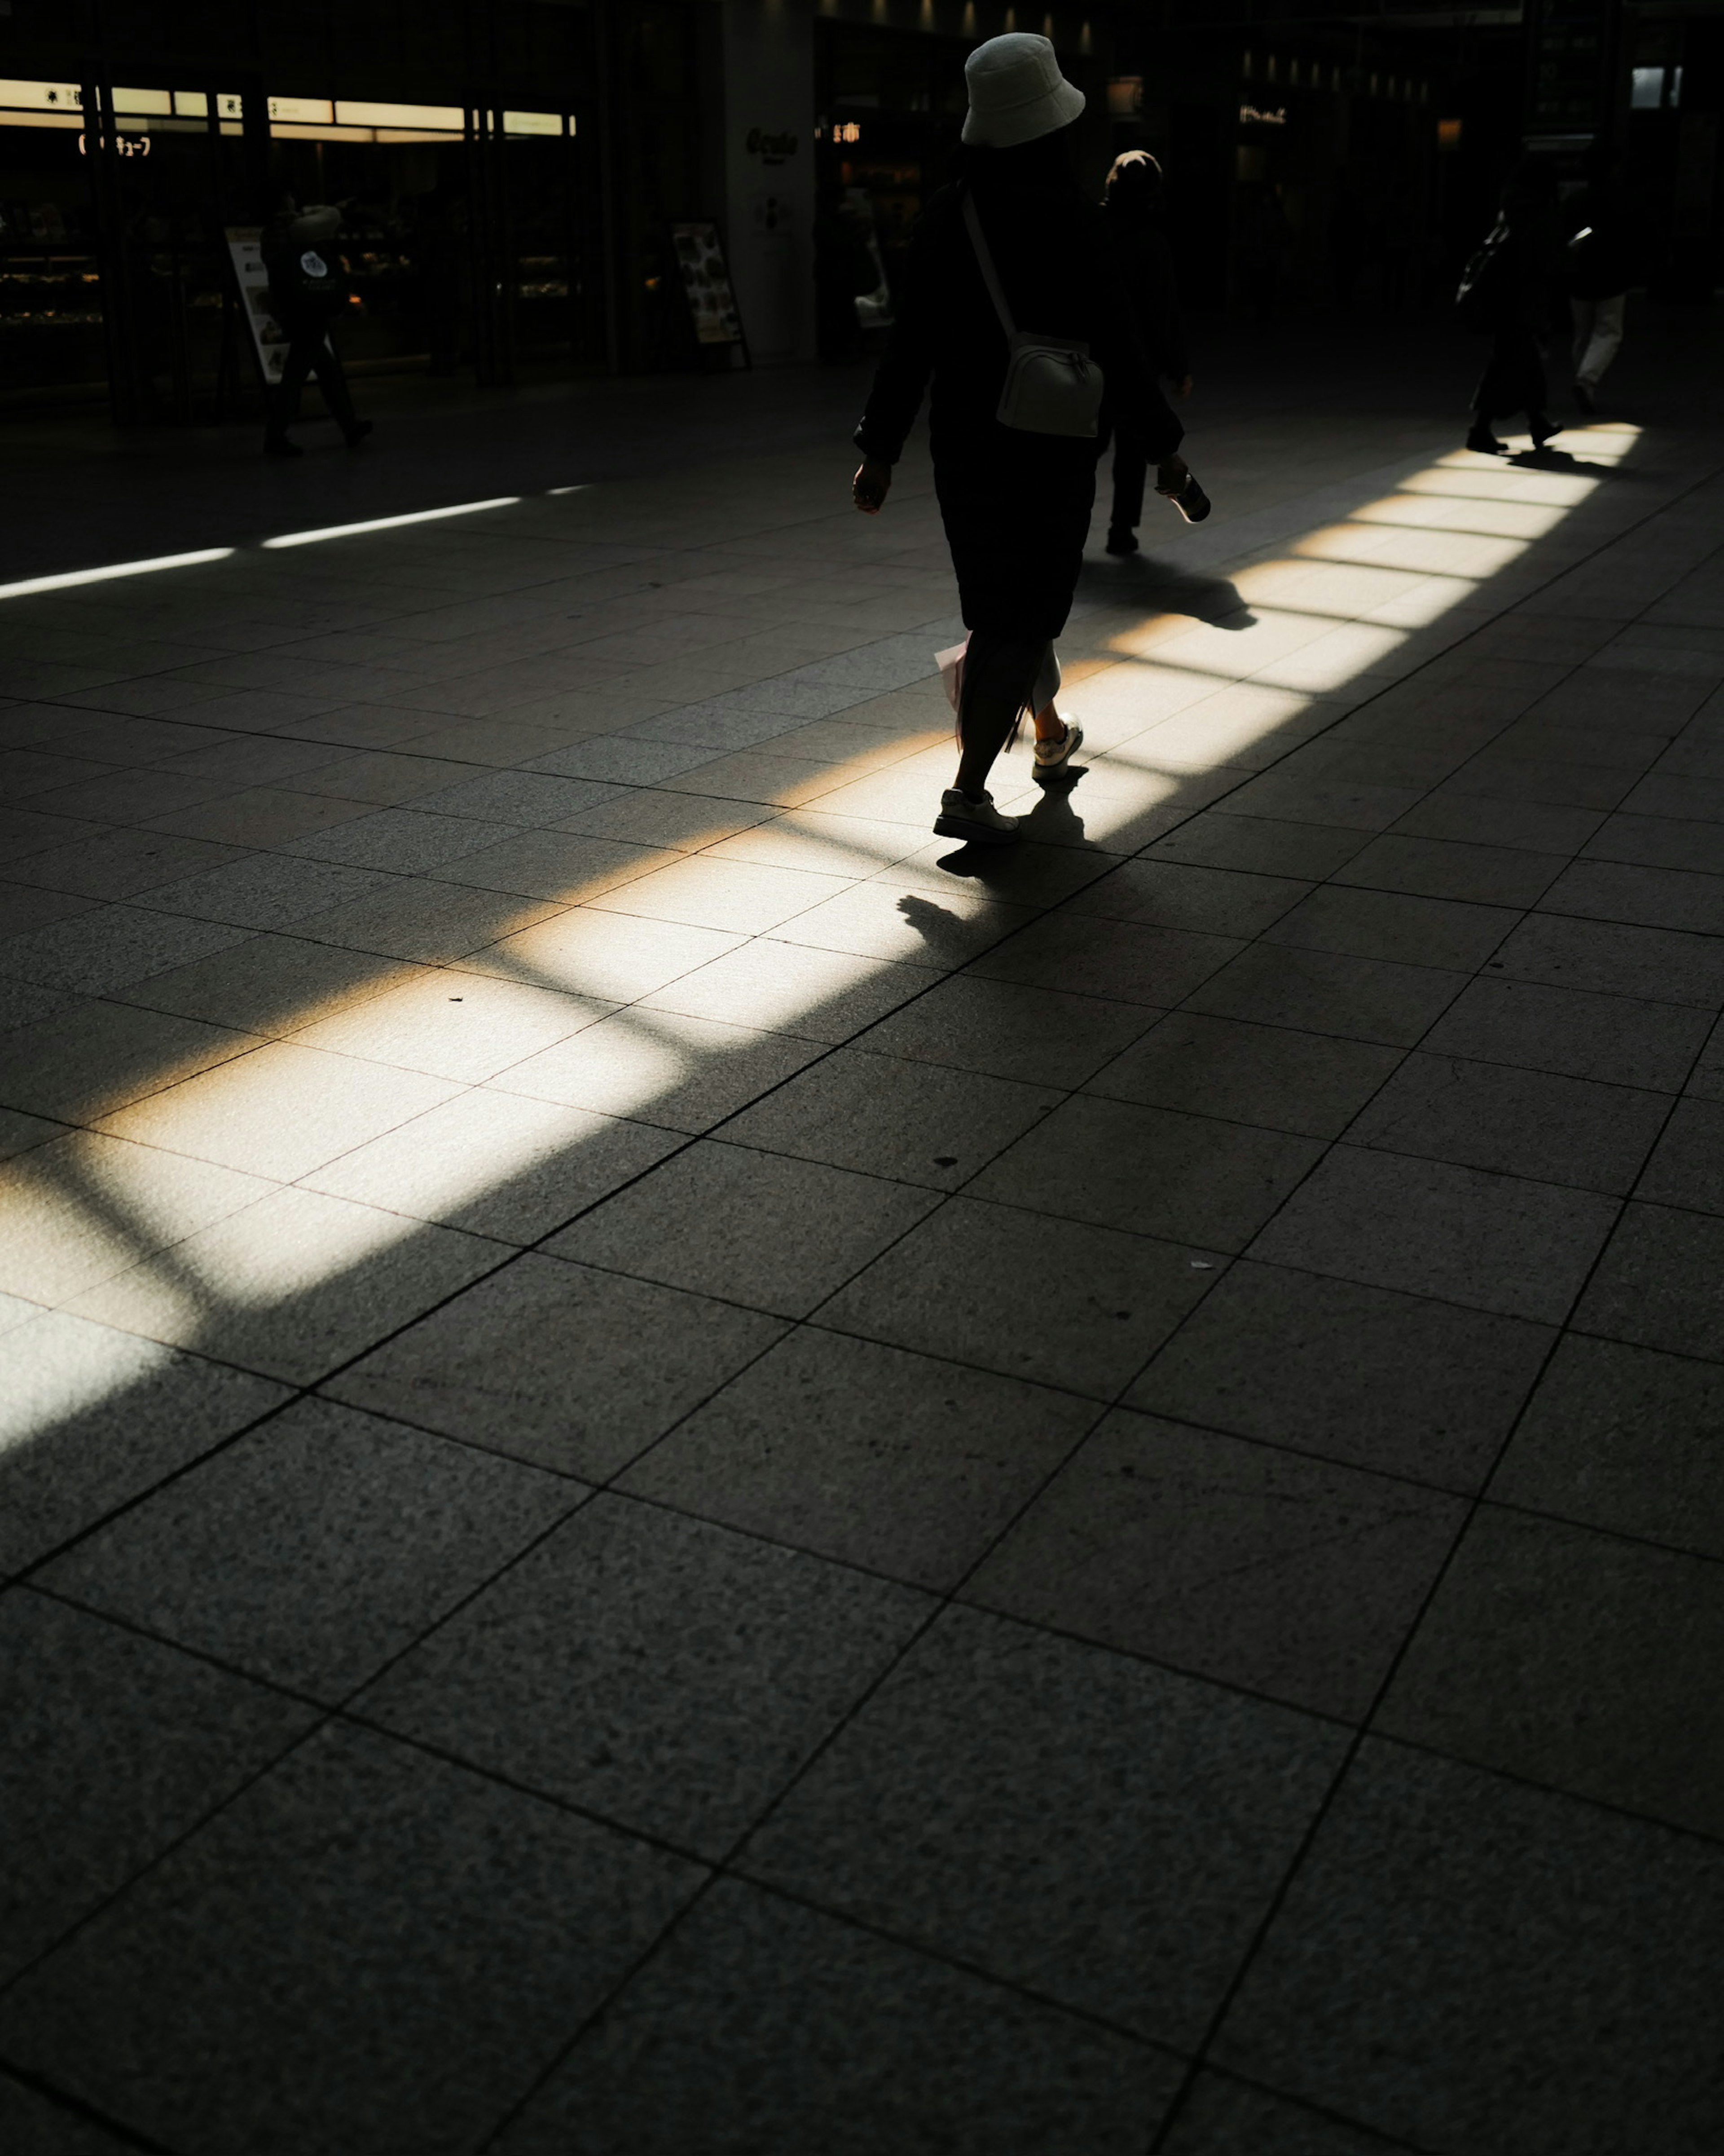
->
[[1033, 719, 1084, 777], [934, 789, 1020, 846]]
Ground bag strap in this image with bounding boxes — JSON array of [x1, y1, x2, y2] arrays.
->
[[962, 190, 1017, 344]]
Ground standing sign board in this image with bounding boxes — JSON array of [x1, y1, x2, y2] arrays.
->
[[224, 226, 290, 384], [667, 221, 749, 362]]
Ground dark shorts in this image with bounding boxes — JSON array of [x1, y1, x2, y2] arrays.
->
[[932, 425, 1097, 640]]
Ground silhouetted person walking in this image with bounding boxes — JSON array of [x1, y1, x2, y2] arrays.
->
[[1460, 166, 1561, 456], [262, 204, 373, 457], [849, 35, 1193, 847], [1099, 150, 1192, 556]]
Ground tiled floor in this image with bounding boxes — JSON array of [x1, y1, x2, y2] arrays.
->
[[4, 320, 1724, 2152]]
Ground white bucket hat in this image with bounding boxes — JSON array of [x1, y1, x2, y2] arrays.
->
[[961, 32, 1086, 148]]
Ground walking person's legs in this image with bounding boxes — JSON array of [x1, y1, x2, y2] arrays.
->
[[308, 341, 371, 445], [264, 330, 320, 455], [1574, 292, 1625, 410], [1107, 429, 1148, 553], [937, 629, 1049, 844]]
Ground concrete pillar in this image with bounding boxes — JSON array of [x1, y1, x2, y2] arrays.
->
[[721, 0, 817, 362]]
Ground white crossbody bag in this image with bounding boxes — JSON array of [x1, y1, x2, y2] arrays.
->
[[962, 190, 1104, 440]]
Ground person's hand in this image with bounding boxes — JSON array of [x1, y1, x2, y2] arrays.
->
[[1174, 375, 1194, 399], [853, 457, 891, 514]]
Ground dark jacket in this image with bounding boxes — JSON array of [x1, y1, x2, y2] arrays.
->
[[263, 233, 351, 331], [1105, 214, 1188, 383], [853, 174, 1180, 467], [1565, 182, 1633, 300]]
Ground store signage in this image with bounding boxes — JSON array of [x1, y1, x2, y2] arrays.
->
[[78, 132, 150, 155], [746, 126, 798, 165], [1239, 103, 1288, 125]]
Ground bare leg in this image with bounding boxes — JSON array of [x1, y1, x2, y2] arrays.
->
[[1033, 700, 1066, 744], [952, 631, 1045, 799]]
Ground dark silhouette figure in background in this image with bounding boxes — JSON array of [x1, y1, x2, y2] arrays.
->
[[1099, 151, 1193, 557], [1565, 148, 1633, 414], [261, 204, 373, 457], [813, 186, 873, 365], [1458, 165, 1562, 456]]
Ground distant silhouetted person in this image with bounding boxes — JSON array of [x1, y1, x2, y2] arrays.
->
[[1566, 148, 1632, 413], [1459, 165, 1561, 455], [1099, 150, 1192, 556], [814, 185, 872, 365], [262, 204, 373, 457]]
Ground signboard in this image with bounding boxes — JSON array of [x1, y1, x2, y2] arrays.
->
[[224, 225, 290, 384], [668, 220, 745, 349]]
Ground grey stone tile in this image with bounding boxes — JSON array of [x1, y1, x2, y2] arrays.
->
[[1087, 1012, 1403, 1139], [292, 877, 556, 964], [0, 1314, 290, 1574], [1420, 976, 1710, 1089], [0, 997, 262, 1122], [967, 1411, 1465, 1721], [1344, 1052, 1669, 1194], [1331, 832, 1565, 908], [857, 975, 1157, 1088], [1183, 942, 1468, 1046], [0, 1590, 314, 1984], [307, 1092, 683, 1245], [1636, 1096, 1724, 1212], [1263, 886, 1518, 972], [1581, 811, 1724, 874], [526, 734, 721, 784], [281, 806, 515, 873], [112, 931, 417, 1038], [1160, 2073, 1412, 2154], [1490, 913, 1724, 1009], [739, 1606, 1346, 2046], [357, 1494, 929, 1855], [40, 1398, 582, 1700], [820, 1197, 1218, 1398], [1573, 1202, 1724, 1359], [1130, 1261, 1551, 1489], [547, 1141, 937, 1318], [1249, 1146, 1618, 1323], [967, 910, 1241, 1007], [68, 1188, 505, 1388], [327, 1252, 786, 1478], [620, 1327, 1093, 1589], [133, 851, 393, 929], [0, 904, 251, 996], [497, 1878, 1180, 2156], [719, 1047, 1059, 1191], [409, 768, 629, 827], [0, 1106, 64, 1163], [1377, 1507, 1724, 1837], [0, 2069, 146, 2152], [7, 827, 248, 901], [1068, 858, 1313, 938], [1143, 812, 1370, 880], [1540, 858, 1724, 937], [972, 1093, 1323, 1251], [1213, 772, 1423, 832], [1491, 1335, 1724, 1559], [1215, 1738, 1724, 2156], [0, 1722, 700, 2156]]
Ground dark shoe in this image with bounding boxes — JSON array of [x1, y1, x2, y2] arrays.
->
[[1530, 412, 1559, 450], [934, 788, 1020, 846], [1573, 380, 1597, 415], [1465, 424, 1508, 455], [343, 419, 374, 448], [1104, 526, 1139, 556], [264, 435, 303, 458]]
